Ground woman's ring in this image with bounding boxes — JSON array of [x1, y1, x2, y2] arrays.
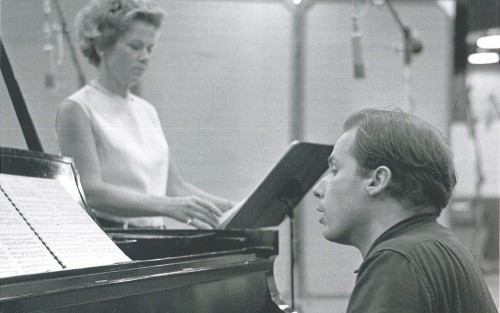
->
[[186, 217, 193, 226]]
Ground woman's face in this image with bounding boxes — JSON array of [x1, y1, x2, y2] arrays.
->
[[101, 21, 159, 88]]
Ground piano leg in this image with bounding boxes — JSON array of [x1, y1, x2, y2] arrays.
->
[[263, 257, 299, 313]]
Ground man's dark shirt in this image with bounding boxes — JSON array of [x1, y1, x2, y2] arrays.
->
[[346, 214, 498, 313]]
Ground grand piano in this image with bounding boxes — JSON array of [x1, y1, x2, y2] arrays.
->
[[0, 38, 331, 313]]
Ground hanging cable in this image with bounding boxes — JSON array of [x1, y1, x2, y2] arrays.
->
[[373, 0, 422, 112], [52, 0, 87, 88], [351, 0, 369, 79], [43, 0, 56, 88]]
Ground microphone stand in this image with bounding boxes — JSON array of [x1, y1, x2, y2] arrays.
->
[[52, 0, 86, 88], [382, 0, 422, 112], [464, 85, 486, 264], [286, 203, 296, 310], [383, 0, 422, 65]]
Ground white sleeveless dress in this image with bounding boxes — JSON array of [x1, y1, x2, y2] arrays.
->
[[64, 81, 170, 228]]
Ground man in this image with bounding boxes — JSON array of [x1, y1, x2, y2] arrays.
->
[[313, 108, 497, 312]]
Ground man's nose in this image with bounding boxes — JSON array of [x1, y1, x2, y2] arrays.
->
[[312, 179, 324, 199]]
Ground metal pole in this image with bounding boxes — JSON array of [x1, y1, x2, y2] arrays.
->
[[287, 2, 311, 309], [290, 6, 306, 142]]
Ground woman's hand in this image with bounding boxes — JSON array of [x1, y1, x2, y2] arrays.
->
[[164, 195, 222, 229], [222, 200, 239, 213]]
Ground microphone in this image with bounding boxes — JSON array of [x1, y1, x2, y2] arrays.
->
[[44, 44, 55, 88], [43, 0, 55, 88], [351, 16, 365, 79]]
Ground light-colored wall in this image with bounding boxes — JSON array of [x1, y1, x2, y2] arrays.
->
[[299, 2, 452, 301], [0, 0, 452, 309]]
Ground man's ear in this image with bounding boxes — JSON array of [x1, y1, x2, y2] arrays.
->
[[366, 166, 391, 196]]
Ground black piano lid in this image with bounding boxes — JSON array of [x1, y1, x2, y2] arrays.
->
[[0, 38, 44, 153], [225, 141, 333, 229], [0, 147, 294, 313]]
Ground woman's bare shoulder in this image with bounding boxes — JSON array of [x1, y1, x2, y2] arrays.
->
[[56, 99, 91, 130]]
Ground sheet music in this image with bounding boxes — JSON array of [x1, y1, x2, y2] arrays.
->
[[0, 191, 62, 278], [0, 174, 130, 271], [217, 199, 246, 229]]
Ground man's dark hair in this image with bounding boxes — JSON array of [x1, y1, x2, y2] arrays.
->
[[343, 108, 457, 213]]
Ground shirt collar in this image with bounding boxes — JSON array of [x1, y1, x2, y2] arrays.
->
[[353, 212, 439, 273]]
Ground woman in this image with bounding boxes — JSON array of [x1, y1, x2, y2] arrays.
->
[[56, 0, 234, 229]]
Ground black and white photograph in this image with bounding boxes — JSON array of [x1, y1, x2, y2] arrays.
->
[[1, 0, 498, 312]]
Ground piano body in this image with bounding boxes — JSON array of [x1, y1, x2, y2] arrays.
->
[[0, 147, 291, 313]]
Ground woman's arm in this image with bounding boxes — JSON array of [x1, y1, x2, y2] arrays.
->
[[56, 100, 221, 227]]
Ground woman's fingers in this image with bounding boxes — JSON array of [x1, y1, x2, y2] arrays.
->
[[193, 197, 222, 217], [187, 197, 222, 225], [190, 219, 212, 230], [167, 196, 223, 228], [189, 209, 219, 228]]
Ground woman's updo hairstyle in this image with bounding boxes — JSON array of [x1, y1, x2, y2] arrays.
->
[[75, 0, 164, 66]]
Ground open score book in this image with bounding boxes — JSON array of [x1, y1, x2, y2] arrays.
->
[[0, 173, 131, 279]]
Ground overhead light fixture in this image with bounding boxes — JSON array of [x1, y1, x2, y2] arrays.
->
[[477, 35, 500, 49], [467, 51, 500, 64]]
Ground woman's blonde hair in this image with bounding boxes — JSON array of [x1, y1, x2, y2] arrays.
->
[[75, 0, 164, 66]]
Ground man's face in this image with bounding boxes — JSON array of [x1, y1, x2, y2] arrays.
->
[[312, 129, 372, 245]]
